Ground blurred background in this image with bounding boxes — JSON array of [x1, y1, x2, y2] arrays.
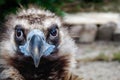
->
[[1, 0, 120, 80]]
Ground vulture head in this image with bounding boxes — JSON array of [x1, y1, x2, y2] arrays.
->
[[0, 7, 80, 80]]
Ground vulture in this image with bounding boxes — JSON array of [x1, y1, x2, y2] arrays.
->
[[0, 6, 82, 80]]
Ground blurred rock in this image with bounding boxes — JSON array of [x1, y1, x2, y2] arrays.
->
[[113, 21, 120, 41], [79, 24, 97, 43], [97, 22, 117, 41], [112, 34, 120, 41], [69, 25, 83, 37], [63, 13, 119, 25]]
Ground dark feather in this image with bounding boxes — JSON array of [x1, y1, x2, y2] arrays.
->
[[7, 53, 72, 80]]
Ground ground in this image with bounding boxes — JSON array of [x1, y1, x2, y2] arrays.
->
[[76, 61, 120, 80], [75, 42, 120, 80]]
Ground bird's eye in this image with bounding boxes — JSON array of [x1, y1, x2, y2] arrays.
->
[[15, 25, 25, 45], [16, 29, 23, 39], [49, 24, 58, 37], [47, 24, 59, 46], [50, 28, 57, 36]]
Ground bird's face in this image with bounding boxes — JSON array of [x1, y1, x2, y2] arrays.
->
[[1, 8, 61, 67], [15, 24, 58, 67]]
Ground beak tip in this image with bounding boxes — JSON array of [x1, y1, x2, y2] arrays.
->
[[34, 61, 40, 68], [33, 56, 41, 68], [34, 63, 39, 68]]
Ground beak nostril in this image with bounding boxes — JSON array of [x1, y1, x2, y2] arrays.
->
[[42, 37, 45, 40], [28, 37, 30, 41]]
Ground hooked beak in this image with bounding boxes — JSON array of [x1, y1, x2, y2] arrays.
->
[[19, 29, 55, 67], [29, 34, 43, 67]]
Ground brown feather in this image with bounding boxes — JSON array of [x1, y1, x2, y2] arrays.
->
[[6, 53, 80, 80]]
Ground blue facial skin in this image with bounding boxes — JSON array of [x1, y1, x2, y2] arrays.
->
[[19, 29, 55, 67], [19, 40, 55, 56]]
